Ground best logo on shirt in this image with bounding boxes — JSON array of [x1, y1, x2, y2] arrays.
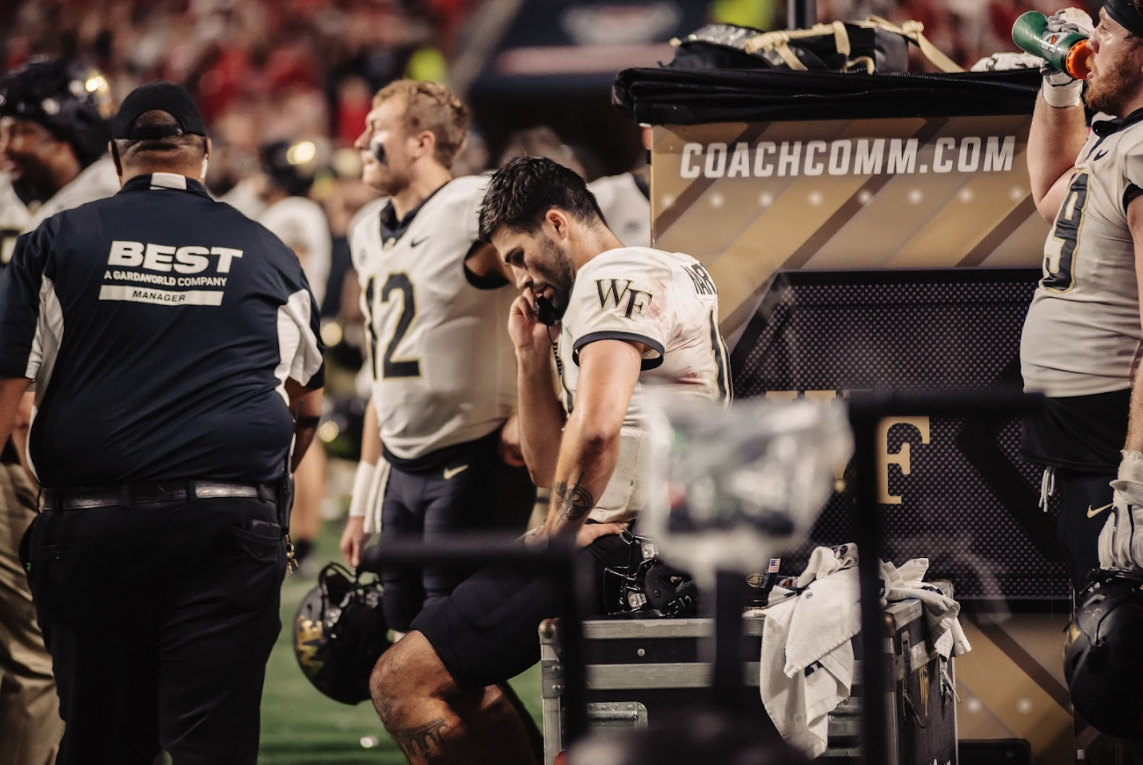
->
[[99, 240, 243, 306]]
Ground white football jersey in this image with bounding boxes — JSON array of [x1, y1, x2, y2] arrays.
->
[[351, 175, 518, 460], [0, 157, 120, 268], [258, 196, 332, 305], [557, 247, 731, 523], [588, 172, 651, 247], [1021, 115, 1143, 397]]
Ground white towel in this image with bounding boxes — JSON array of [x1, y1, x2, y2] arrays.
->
[[881, 558, 971, 659], [794, 543, 859, 588], [760, 547, 972, 757], [362, 458, 390, 535], [761, 562, 861, 757]]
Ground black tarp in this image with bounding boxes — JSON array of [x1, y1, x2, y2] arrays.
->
[[613, 67, 1042, 124]]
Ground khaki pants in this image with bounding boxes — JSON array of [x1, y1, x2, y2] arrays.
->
[[0, 462, 61, 765]]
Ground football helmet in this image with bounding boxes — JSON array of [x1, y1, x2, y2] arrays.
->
[[260, 139, 320, 197], [293, 562, 390, 705], [602, 532, 698, 617], [1065, 569, 1143, 738], [0, 58, 114, 167]]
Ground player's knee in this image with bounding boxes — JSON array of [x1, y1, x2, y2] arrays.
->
[[370, 649, 405, 722]]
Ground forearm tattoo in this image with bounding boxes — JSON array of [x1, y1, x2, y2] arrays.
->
[[553, 476, 594, 523], [394, 719, 455, 764]]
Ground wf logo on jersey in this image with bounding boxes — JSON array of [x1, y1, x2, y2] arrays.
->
[[596, 279, 653, 319]]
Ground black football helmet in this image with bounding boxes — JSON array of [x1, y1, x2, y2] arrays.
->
[[1065, 569, 1143, 738], [602, 532, 698, 617], [293, 563, 390, 705], [260, 139, 319, 197], [0, 58, 114, 167]]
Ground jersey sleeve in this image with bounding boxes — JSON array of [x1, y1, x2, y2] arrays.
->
[[0, 227, 50, 379], [1122, 136, 1143, 213], [455, 175, 489, 243], [564, 249, 670, 369], [274, 244, 326, 390]]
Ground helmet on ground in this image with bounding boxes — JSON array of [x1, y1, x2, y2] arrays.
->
[[0, 58, 114, 167], [1065, 569, 1143, 738], [602, 531, 698, 617], [293, 562, 390, 705]]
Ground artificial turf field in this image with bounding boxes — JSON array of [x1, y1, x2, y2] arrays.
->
[[256, 520, 544, 764]]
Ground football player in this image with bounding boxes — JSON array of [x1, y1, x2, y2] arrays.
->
[[338, 80, 535, 633], [1022, 1, 1143, 749], [367, 156, 731, 765]]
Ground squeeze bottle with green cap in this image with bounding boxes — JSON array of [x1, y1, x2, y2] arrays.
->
[[1012, 10, 1093, 79]]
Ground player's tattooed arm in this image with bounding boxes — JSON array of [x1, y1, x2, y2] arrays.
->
[[552, 475, 594, 523]]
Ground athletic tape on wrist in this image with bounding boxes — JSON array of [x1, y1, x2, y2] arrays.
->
[[1042, 80, 1082, 108], [349, 461, 378, 518]]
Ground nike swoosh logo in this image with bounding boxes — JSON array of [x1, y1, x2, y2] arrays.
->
[[410, 237, 429, 247], [443, 465, 469, 480], [1095, 149, 1109, 161], [1088, 503, 1113, 518]]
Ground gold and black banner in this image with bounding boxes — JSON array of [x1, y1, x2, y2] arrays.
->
[[651, 117, 1048, 337], [651, 117, 1069, 604]]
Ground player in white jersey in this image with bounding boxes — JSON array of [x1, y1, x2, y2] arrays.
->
[[337, 80, 535, 639], [0, 57, 118, 765], [1020, 5, 1143, 591], [367, 156, 731, 765], [1021, 4, 1143, 747]]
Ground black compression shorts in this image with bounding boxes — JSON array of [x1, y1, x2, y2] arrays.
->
[[410, 530, 630, 689]]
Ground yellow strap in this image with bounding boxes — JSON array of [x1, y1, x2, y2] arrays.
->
[[744, 21, 849, 70], [745, 21, 849, 54], [859, 16, 964, 72]]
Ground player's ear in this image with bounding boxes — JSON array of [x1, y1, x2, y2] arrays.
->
[[416, 130, 435, 161], [547, 209, 569, 240]]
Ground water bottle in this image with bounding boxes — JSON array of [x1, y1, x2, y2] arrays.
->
[[1012, 10, 1093, 79]]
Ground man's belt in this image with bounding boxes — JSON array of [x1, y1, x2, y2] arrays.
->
[[41, 481, 278, 510]]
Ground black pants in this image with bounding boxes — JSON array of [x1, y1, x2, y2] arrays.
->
[[412, 530, 631, 690], [362, 435, 536, 632], [1054, 469, 1114, 591], [20, 496, 286, 765]]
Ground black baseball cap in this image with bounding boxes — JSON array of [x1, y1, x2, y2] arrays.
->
[[112, 80, 206, 140]]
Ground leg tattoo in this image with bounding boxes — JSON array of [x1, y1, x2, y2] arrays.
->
[[394, 718, 457, 765]]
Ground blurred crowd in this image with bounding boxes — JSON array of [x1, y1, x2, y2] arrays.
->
[[0, 0, 1108, 193], [0, 0, 1104, 447]]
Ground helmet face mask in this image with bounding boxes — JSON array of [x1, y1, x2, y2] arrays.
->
[[1065, 569, 1143, 738], [0, 58, 114, 170], [293, 563, 390, 705], [602, 532, 698, 618]]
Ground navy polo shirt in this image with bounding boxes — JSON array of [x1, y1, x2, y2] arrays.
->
[[0, 172, 325, 487]]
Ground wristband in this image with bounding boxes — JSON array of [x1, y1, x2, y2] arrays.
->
[[1042, 79, 1083, 109], [348, 461, 378, 518], [1120, 450, 1143, 483]]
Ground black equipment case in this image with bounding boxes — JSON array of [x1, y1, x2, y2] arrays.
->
[[540, 583, 958, 764]]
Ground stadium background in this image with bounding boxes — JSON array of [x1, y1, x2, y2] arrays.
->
[[0, 0, 1097, 760]]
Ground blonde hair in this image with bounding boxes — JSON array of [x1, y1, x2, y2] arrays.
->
[[373, 80, 469, 168]]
